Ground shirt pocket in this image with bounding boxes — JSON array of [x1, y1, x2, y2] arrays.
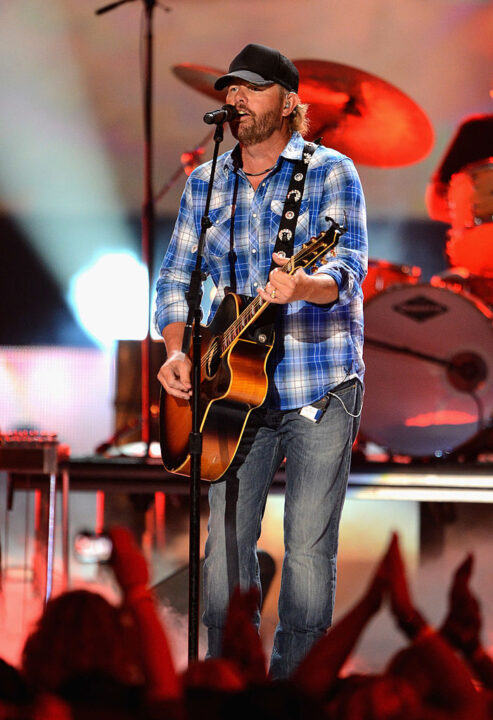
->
[[206, 205, 233, 259], [269, 199, 310, 245]]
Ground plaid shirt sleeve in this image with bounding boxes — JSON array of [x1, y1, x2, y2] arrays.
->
[[154, 176, 204, 333], [312, 157, 367, 308]]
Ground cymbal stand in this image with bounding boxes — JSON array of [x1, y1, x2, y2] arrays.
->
[[96, 0, 160, 453], [154, 130, 214, 204]]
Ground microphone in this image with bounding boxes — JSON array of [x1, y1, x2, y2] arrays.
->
[[203, 104, 238, 125]]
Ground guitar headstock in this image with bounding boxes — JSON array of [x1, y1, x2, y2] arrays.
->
[[282, 217, 347, 274]]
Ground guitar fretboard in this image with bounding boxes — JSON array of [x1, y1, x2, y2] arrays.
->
[[220, 295, 265, 353], [200, 220, 344, 369]]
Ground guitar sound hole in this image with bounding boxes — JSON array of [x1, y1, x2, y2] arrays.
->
[[205, 339, 221, 379]]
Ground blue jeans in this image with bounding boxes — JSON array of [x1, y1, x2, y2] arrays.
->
[[203, 379, 363, 679]]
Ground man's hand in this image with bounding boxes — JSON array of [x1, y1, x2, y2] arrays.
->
[[257, 252, 338, 305], [157, 350, 192, 400]]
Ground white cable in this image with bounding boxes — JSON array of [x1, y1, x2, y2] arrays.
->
[[327, 390, 363, 418]]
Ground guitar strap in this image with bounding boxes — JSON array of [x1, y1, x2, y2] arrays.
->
[[227, 140, 319, 294], [268, 140, 319, 274], [253, 139, 319, 343]]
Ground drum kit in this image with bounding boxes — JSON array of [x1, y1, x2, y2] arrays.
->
[[362, 114, 493, 460], [172, 59, 493, 461]]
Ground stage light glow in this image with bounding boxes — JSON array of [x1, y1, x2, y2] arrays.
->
[[0, 2, 137, 334], [0, 346, 114, 453], [405, 410, 477, 427], [349, 486, 493, 504], [69, 252, 149, 346], [352, 472, 493, 490]]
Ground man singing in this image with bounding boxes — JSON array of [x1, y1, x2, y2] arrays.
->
[[155, 43, 367, 679]]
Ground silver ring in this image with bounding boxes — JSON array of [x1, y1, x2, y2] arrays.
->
[[270, 289, 276, 299]]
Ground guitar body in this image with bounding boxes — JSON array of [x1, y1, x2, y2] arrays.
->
[[160, 293, 274, 481]]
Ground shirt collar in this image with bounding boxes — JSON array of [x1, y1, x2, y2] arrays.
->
[[222, 131, 304, 178], [280, 131, 305, 161]]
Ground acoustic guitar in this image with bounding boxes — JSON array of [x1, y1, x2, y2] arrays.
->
[[159, 218, 346, 481]]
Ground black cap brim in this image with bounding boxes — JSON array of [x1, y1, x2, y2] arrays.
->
[[214, 70, 274, 91]]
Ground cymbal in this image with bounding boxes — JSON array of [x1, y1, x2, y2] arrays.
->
[[172, 64, 225, 103], [294, 59, 434, 167], [172, 60, 434, 167]]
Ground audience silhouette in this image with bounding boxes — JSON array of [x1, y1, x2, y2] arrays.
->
[[1, 527, 491, 719]]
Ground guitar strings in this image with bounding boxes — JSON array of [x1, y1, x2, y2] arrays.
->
[[201, 235, 337, 367], [218, 246, 332, 355], [222, 240, 333, 348]]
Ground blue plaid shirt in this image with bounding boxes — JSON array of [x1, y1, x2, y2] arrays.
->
[[155, 132, 367, 410]]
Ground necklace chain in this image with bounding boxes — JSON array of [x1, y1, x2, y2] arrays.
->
[[243, 164, 276, 177]]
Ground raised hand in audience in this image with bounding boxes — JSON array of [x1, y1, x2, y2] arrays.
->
[[440, 554, 493, 690], [441, 555, 480, 652], [292, 534, 391, 700], [108, 526, 181, 703], [386, 536, 483, 720], [384, 532, 430, 639]]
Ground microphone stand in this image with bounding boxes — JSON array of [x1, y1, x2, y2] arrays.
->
[[141, 0, 156, 453], [182, 121, 226, 661], [96, 0, 157, 454], [96, 0, 226, 661]]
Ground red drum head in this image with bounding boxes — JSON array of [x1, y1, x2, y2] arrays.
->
[[361, 284, 493, 457], [363, 259, 421, 302]]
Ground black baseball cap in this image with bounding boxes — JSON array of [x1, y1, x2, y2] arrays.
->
[[214, 43, 299, 93]]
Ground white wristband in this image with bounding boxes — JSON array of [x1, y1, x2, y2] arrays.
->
[[167, 350, 186, 363]]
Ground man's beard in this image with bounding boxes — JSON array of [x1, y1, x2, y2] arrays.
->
[[232, 104, 283, 146]]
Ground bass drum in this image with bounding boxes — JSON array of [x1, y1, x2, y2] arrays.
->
[[361, 283, 493, 457], [362, 259, 421, 302]]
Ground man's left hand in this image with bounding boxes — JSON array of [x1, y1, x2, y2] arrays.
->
[[258, 252, 338, 305]]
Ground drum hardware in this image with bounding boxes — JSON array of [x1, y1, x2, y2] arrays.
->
[[446, 352, 488, 394], [153, 129, 215, 204], [365, 338, 487, 394], [172, 59, 434, 167]]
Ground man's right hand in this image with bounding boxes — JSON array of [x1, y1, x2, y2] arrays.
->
[[157, 350, 192, 399]]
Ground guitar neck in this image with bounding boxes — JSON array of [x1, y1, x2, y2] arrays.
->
[[220, 295, 269, 355], [218, 219, 344, 355]]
